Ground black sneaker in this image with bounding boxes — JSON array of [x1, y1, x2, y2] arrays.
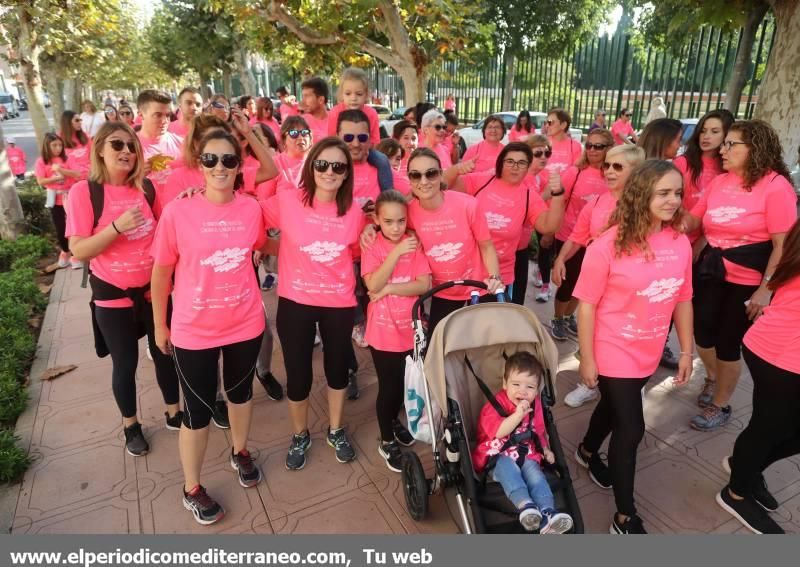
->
[[124, 423, 149, 456], [212, 400, 230, 429], [346, 370, 359, 400], [660, 345, 679, 370], [257, 371, 284, 401], [392, 420, 415, 446], [165, 411, 183, 431], [230, 449, 263, 488], [611, 513, 647, 534], [286, 430, 312, 471], [327, 427, 356, 463], [575, 443, 612, 489], [378, 440, 403, 473], [722, 456, 779, 512], [716, 486, 784, 534], [182, 485, 225, 525]]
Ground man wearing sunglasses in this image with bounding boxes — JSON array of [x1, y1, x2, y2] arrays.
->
[[168, 87, 203, 138], [300, 77, 330, 144]]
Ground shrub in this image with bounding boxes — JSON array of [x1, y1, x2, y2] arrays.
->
[[17, 180, 54, 237], [0, 377, 28, 424], [0, 429, 31, 483], [0, 234, 51, 272]]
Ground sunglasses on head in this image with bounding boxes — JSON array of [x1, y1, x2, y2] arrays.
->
[[408, 168, 441, 182], [602, 162, 625, 172], [342, 133, 369, 143], [532, 149, 552, 158], [210, 101, 230, 111], [104, 109, 116, 115], [287, 128, 311, 139], [108, 139, 136, 153], [199, 153, 240, 169], [585, 142, 610, 151], [312, 160, 348, 175]]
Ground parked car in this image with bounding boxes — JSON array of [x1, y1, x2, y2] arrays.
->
[[459, 111, 583, 149], [677, 118, 699, 155], [379, 106, 411, 138], [367, 104, 392, 121], [0, 93, 19, 118]]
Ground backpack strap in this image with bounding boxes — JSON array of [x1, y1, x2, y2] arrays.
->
[[142, 178, 156, 211], [473, 175, 496, 197], [89, 180, 105, 230]]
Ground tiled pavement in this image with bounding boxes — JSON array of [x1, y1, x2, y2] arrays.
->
[[9, 265, 800, 534]]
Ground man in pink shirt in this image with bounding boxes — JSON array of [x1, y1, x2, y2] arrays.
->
[[136, 90, 184, 186], [275, 86, 299, 121], [300, 77, 330, 144], [167, 87, 202, 138]]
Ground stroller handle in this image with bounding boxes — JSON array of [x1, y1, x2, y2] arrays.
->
[[412, 280, 506, 324]]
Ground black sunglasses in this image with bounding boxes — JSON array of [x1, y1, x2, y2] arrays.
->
[[532, 149, 552, 158], [602, 162, 625, 172], [119, 110, 133, 116], [312, 159, 348, 175], [199, 153, 240, 169], [408, 168, 441, 182], [624, 113, 633, 117], [210, 101, 230, 111], [287, 129, 311, 139], [585, 142, 610, 151], [342, 133, 369, 143], [108, 139, 136, 153], [430, 124, 446, 131]]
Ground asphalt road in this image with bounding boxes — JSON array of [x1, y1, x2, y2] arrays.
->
[[1, 109, 55, 170]]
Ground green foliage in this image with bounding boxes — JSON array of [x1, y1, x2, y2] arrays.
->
[[0, 429, 30, 482], [0, 235, 51, 272], [17, 180, 55, 237]]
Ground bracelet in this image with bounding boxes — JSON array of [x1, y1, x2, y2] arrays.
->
[[679, 352, 693, 358], [550, 189, 566, 197], [488, 274, 501, 281], [111, 221, 121, 234]]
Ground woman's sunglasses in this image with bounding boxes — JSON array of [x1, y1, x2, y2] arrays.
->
[[199, 153, 240, 169], [210, 101, 230, 111], [602, 162, 625, 172], [342, 133, 369, 143], [532, 149, 552, 158], [119, 111, 133, 117], [312, 159, 348, 175], [585, 142, 610, 151], [408, 168, 441, 182], [107, 139, 136, 153], [429, 124, 446, 131], [287, 129, 311, 139]]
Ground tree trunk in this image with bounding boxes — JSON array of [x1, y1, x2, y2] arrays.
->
[[236, 49, 257, 96], [0, 126, 25, 239], [724, 1, 769, 117], [198, 73, 212, 98], [64, 77, 81, 111], [16, 5, 50, 147], [398, 64, 427, 108], [754, 0, 800, 162], [44, 72, 64, 129], [501, 50, 517, 111], [222, 70, 233, 98]]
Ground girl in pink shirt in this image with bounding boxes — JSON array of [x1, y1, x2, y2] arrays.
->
[[462, 115, 506, 174], [35, 133, 74, 268], [545, 108, 581, 174], [59, 110, 93, 184], [610, 108, 638, 146], [150, 130, 267, 526], [720, 219, 800, 534], [683, 120, 798, 432], [66, 122, 180, 461], [361, 191, 431, 472], [261, 137, 365, 472], [6, 139, 26, 179], [573, 160, 694, 534], [509, 110, 535, 143]]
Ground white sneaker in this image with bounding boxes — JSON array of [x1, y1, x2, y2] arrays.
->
[[351, 323, 368, 348], [535, 285, 552, 303], [57, 251, 70, 269], [564, 383, 599, 408], [70, 258, 84, 270], [532, 265, 543, 288]]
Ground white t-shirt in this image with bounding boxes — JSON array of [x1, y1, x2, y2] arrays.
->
[[80, 111, 106, 138]]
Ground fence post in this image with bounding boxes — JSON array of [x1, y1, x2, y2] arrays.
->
[[615, 35, 631, 118]]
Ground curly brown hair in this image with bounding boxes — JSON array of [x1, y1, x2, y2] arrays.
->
[[607, 159, 684, 258], [729, 120, 792, 190]]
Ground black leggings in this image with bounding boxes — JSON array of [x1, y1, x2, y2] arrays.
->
[[553, 239, 585, 303], [730, 346, 800, 497], [276, 297, 355, 401], [512, 248, 529, 305], [536, 231, 553, 286], [582, 375, 649, 516], [693, 277, 757, 361], [173, 334, 262, 430], [94, 302, 179, 419], [50, 204, 69, 252], [370, 347, 411, 442]]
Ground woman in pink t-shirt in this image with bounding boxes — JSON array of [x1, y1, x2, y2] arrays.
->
[[683, 120, 798, 432], [719, 220, 800, 534], [391, 120, 419, 195], [610, 108, 638, 146], [573, 160, 694, 534], [545, 108, 582, 175], [462, 115, 506, 174], [252, 97, 281, 139], [444, 94, 456, 113], [59, 110, 92, 182], [549, 129, 614, 342], [509, 110, 535, 143], [35, 133, 73, 268], [66, 122, 180, 459], [362, 191, 431, 471], [521, 136, 556, 304], [151, 130, 267, 526], [258, 115, 312, 199], [262, 137, 365, 471], [420, 109, 457, 169]]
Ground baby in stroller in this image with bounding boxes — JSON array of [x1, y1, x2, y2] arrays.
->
[[472, 352, 574, 534]]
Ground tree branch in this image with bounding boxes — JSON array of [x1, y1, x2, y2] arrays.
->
[[359, 37, 404, 70], [265, 0, 341, 45], [376, 0, 410, 53]]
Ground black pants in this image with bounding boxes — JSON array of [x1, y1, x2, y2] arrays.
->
[[370, 347, 411, 441], [730, 346, 800, 496], [693, 277, 758, 361], [512, 249, 529, 306], [536, 231, 552, 286], [50, 204, 69, 252], [276, 297, 355, 401], [553, 239, 585, 303], [582, 375, 650, 516], [94, 302, 179, 419], [173, 334, 262, 430]]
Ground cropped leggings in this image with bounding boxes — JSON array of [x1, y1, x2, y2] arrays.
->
[[553, 239, 585, 303], [370, 347, 411, 442]]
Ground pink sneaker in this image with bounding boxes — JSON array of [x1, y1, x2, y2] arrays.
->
[[57, 251, 70, 268]]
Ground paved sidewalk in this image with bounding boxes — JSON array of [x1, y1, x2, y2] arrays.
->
[[9, 266, 800, 534]]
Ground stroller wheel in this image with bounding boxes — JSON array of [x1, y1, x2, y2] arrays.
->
[[401, 452, 429, 521]]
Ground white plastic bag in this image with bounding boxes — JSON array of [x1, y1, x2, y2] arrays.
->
[[404, 354, 436, 444]]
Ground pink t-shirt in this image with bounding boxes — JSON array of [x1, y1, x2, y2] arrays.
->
[[570, 191, 617, 247], [392, 168, 411, 196], [407, 191, 491, 300], [251, 117, 282, 140], [302, 113, 329, 146], [352, 161, 380, 209], [66, 181, 157, 308], [64, 140, 92, 183], [556, 166, 608, 241], [361, 233, 431, 352], [151, 193, 266, 350], [278, 101, 299, 121], [167, 120, 190, 138], [34, 157, 70, 205], [261, 191, 365, 308], [547, 137, 581, 174], [611, 119, 635, 145], [327, 103, 381, 144], [462, 141, 504, 175], [138, 131, 184, 162], [444, 99, 456, 112], [258, 152, 306, 200], [517, 171, 548, 249], [690, 172, 797, 285], [508, 126, 535, 143], [472, 390, 548, 473], [7, 146, 26, 175], [673, 155, 723, 212], [744, 275, 800, 374], [463, 173, 548, 284], [573, 226, 693, 378], [431, 142, 453, 170]]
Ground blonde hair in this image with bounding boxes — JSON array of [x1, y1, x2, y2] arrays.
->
[[606, 144, 646, 167], [89, 122, 145, 190], [337, 67, 369, 102], [526, 134, 550, 150]]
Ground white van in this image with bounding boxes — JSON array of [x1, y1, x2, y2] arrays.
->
[[0, 93, 20, 118]]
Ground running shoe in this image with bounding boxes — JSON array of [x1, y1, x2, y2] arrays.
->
[[165, 411, 183, 431], [286, 430, 312, 471], [564, 314, 578, 337], [327, 427, 356, 463], [260, 273, 277, 291], [212, 399, 230, 429], [697, 379, 715, 408], [532, 265, 543, 288], [722, 456, 779, 512], [230, 449, 263, 488], [346, 369, 359, 400], [257, 371, 284, 401], [550, 317, 568, 341], [716, 486, 783, 534], [57, 251, 70, 268], [183, 485, 225, 525], [611, 513, 647, 534], [535, 284, 552, 303], [351, 323, 368, 348], [690, 404, 731, 431], [70, 257, 84, 270], [378, 440, 403, 473], [575, 443, 612, 489], [124, 422, 149, 456], [660, 345, 679, 370], [564, 383, 599, 407]]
